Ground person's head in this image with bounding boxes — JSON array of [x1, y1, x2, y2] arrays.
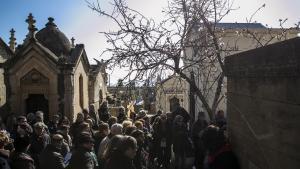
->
[[76, 132, 94, 151], [85, 118, 94, 128], [34, 122, 45, 135], [122, 120, 133, 129], [82, 108, 89, 119], [14, 135, 31, 152], [103, 135, 124, 159], [61, 116, 70, 126], [98, 122, 109, 136], [89, 104, 95, 112], [0, 130, 11, 149], [110, 123, 123, 135], [108, 116, 117, 128], [51, 134, 64, 149], [216, 110, 225, 118], [120, 136, 137, 159], [78, 122, 90, 133], [130, 129, 144, 145], [134, 121, 143, 130], [52, 115, 60, 123], [17, 116, 27, 125], [124, 125, 137, 135], [160, 114, 167, 123], [35, 111, 44, 122], [59, 125, 70, 135], [26, 113, 35, 123], [157, 110, 162, 116], [76, 112, 84, 123]]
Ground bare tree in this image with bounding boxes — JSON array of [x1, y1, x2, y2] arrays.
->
[[87, 0, 299, 121]]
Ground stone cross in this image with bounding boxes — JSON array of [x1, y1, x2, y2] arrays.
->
[[71, 37, 75, 47], [9, 28, 16, 51], [25, 13, 37, 38]]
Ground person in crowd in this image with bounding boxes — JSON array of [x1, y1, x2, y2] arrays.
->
[[107, 117, 117, 129], [26, 113, 35, 126], [59, 116, 70, 127], [94, 122, 110, 155], [131, 130, 147, 169], [201, 125, 240, 169], [215, 110, 226, 129], [12, 116, 32, 139], [39, 134, 65, 169], [152, 114, 172, 169], [57, 125, 72, 148], [29, 122, 51, 169], [171, 102, 190, 124], [10, 135, 35, 169], [150, 110, 162, 125], [98, 101, 110, 123], [104, 136, 137, 169], [34, 111, 49, 134], [89, 104, 100, 129], [192, 111, 208, 169], [68, 132, 96, 169], [70, 112, 85, 138], [0, 130, 11, 169], [102, 135, 124, 162], [98, 123, 123, 160], [124, 125, 137, 136], [134, 121, 143, 131], [48, 114, 60, 134], [172, 115, 194, 169], [117, 107, 127, 124], [122, 120, 133, 130]]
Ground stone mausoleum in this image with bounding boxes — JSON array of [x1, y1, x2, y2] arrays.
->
[[0, 14, 108, 122]]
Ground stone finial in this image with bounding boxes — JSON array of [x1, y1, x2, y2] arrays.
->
[[25, 13, 37, 39], [9, 28, 16, 52], [46, 17, 57, 27], [71, 37, 75, 47]]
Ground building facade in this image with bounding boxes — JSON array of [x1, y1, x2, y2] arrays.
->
[[184, 23, 299, 120], [0, 14, 107, 122]]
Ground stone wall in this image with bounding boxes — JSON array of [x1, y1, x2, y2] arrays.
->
[[225, 37, 300, 169]]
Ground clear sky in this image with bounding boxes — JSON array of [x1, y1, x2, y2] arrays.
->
[[0, 0, 299, 84]]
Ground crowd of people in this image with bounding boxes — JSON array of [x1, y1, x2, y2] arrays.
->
[[0, 101, 240, 169]]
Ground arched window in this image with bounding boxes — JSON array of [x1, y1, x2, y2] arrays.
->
[[79, 75, 84, 108]]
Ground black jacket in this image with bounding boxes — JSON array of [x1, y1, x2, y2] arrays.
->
[[39, 144, 65, 169], [67, 147, 94, 169], [10, 152, 35, 169]]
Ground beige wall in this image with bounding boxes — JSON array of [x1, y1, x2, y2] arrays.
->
[[156, 76, 189, 113], [89, 71, 107, 111], [73, 58, 89, 120], [185, 28, 299, 119], [8, 46, 59, 117]]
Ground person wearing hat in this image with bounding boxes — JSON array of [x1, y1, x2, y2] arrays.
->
[[39, 134, 65, 169], [68, 132, 95, 169]]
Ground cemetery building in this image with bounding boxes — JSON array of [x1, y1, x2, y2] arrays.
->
[[0, 14, 108, 121]]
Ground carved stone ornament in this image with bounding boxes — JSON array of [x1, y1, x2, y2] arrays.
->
[[21, 69, 49, 85]]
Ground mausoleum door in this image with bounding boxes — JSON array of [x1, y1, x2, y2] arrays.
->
[[26, 94, 49, 122], [170, 96, 179, 112]]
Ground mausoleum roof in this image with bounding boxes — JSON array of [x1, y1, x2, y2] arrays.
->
[[36, 17, 71, 56]]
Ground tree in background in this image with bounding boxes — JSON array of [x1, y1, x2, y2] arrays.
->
[[88, 0, 299, 121]]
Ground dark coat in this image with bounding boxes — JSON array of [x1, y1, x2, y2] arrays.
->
[[104, 151, 135, 169], [0, 150, 10, 169], [9, 152, 35, 169], [67, 147, 94, 169], [208, 144, 240, 169], [39, 144, 65, 169]]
